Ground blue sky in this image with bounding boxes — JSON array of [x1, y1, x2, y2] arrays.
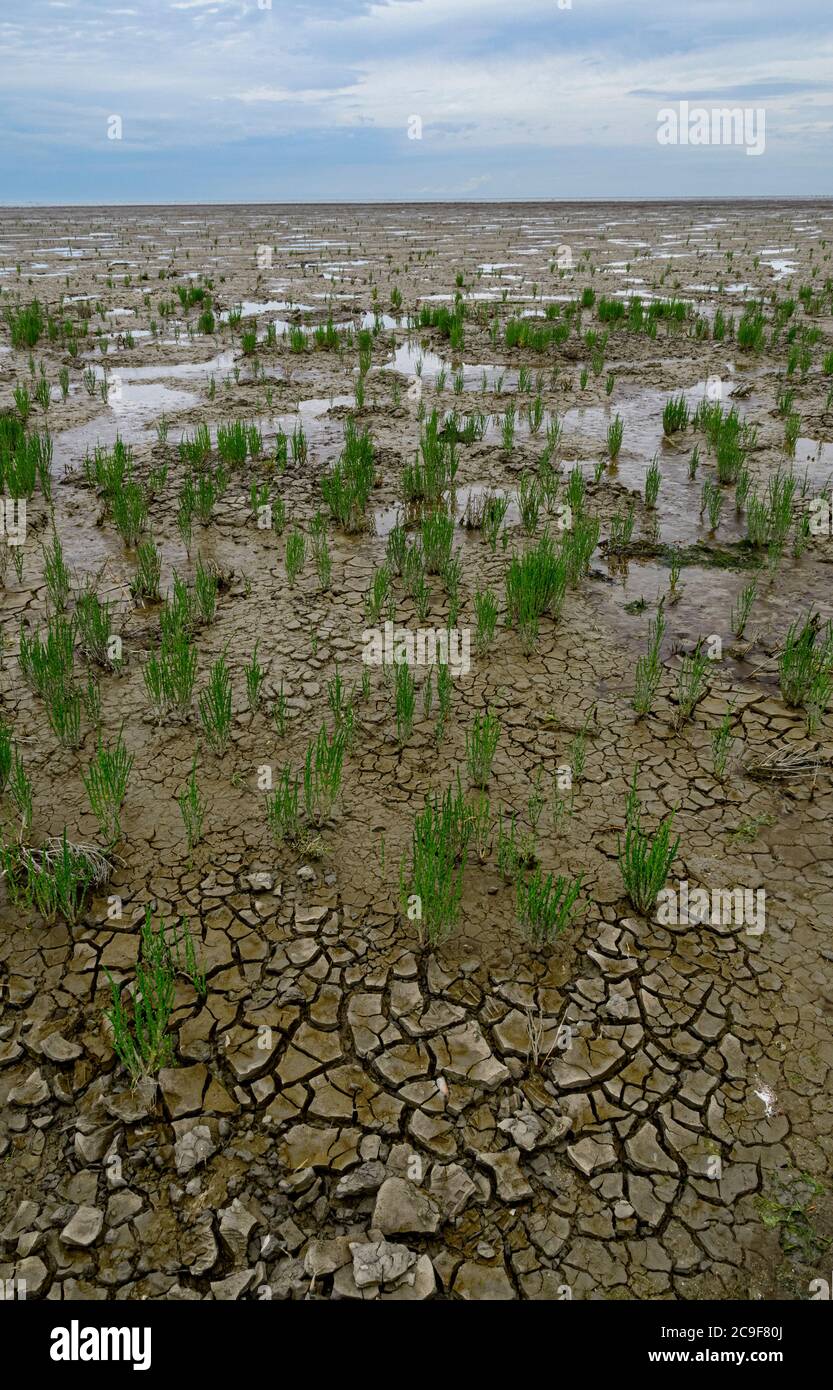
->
[[1, 0, 832, 203]]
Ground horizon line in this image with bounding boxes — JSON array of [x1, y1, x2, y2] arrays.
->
[[1, 194, 832, 211]]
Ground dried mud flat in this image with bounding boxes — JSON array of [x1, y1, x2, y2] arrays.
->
[[1, 200, 833, 1303]]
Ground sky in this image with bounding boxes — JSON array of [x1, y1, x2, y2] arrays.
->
[[1, 0, 832, 204]]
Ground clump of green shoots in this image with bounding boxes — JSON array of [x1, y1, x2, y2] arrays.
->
[[75, 585, 121, 670], [779, 613, 833, 731], [245, 642, 266, 713], [518, 473, 542, 534], [144, 624, 196, 722], [82, 729, 134, 844], [421, 510, 454, 575], [731, 580, 757, 639], [43, 531, 71, 611], [303, 724, 346, 826], [194, 555, 218, 624], [1, 830, 109, 924], [496, 808, 537, 881], [434, 661, 452, 744], [505, 534, 567, 654], [465, 709, 501, 787], [401, 780, 467, 945], [284, 528, 305, 587], [402, 411, 458, 504], [198, 653, 233, 754], [663, 394, 689, 436], [675, 639, 711, 727], [701, 478, 723, 532], [633, 599, 665, 717], [474, 587, 498, 654], [320, 419, 375, 531], [618, 775, 680, 916], [607, 414, 624, 460], [178, 753, 205, 852], [394, 659, 416, 744], [265, 766, 301, 844], [668, 548, 683, 603], [711, 705, 735, 781], [516, 866, 582, 946], [645, 454, 662, 509], [105, 909, 201, 1080], [132, 538, 162, 602]]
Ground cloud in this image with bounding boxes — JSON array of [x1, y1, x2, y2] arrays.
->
[[1, 0, 831, 200]]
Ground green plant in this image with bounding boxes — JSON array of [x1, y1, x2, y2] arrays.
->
[[105, 909, 179, 1079], [496, 809, 536, 881], [633, 600, 665, 716], [675, 640, 711, 727], [82, 730, 134, 844], [467, 792, 491, 862], [394, 659, 415, 745], [285, 528, 305, 587], [0, 720, 13, 796], [518, 473, 542, 534], [608, 503, 636, 551], [401, 783, 467, 945], [303, 724, 346, 826], [178, 753, 205, 852], [668, 548, 683, 603], [8, 752, 33, 839], [435, 661, 452, 743], [754, 1172, 829, 1263], [711, 706, 735, 781], [111, 478, 149, 548], [5, 831, 106, 924], [265, 766, 301, 843], [6, 300, 45, 348], [662, 393, 689, 435], [144, 624, 196, 722], [784, 411, 801, 456], [779, 613, 833, 719], [474, 587, 498, 654], [731, 580, 757, 639], [465, 709, 501, 787], [46, 678, 83, 749], [194, 555, 218, 624], [701, 478, 723, 533], [198, 653, 233, 754], [607, 414, 624, 459], [644, 454, 662, 509], [563, 514, 600, 588], [482, 492, 510, 551], [75, 586, 120, 670], [516, 867, 582, 946], [420, 510, 454, 575], [245, 642, 266, 713], [618, 796, 680, 917], [402, 411, 458, 504], [504, 534, 567, 653], [366, 564, 392, 623], [132, 538, 162, 602], [43, 531, 70, 611], [320, 419, 375, 530], [313, 532, 332, 590]]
